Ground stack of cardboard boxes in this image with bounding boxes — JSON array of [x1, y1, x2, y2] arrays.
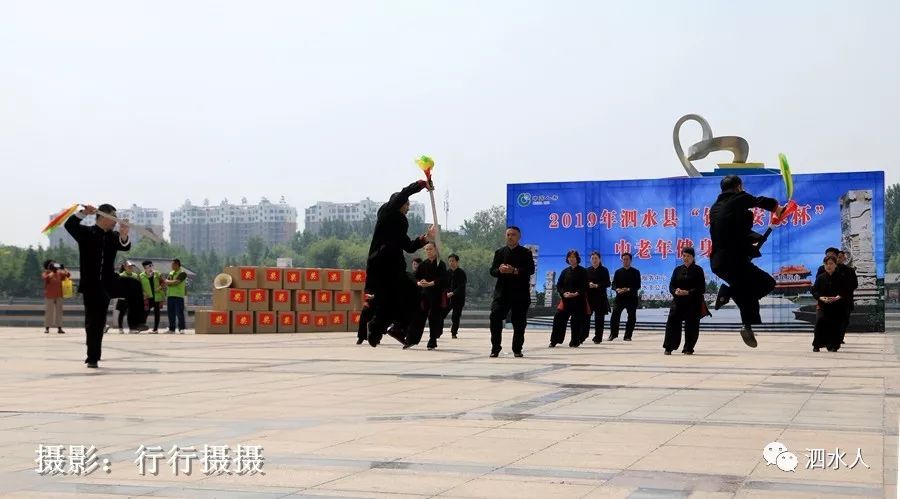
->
[[195, 267, 366, 334]]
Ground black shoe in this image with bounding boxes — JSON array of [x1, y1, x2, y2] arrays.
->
[[548, 343, 556, 348], [740, 325, 757, 348], [489, 351, 499, 358], [813, 346, 820, 352], [86, 362, 98, 368], [683, 350, 693, 355], [592, 337, 602, 344], [367, 334, 381, 347], [664, 350, 672, 355], [402, 343, 412, 349], [715, 284, 731, 310], [427, 339, 437, 350], [452, 334, 458, 339], [387, 329, 407, 345], [132, 324, 150, 333], [356, 338, 365, 345], [607, 335, 617, 341], [57, 329, 65, 334], [44, 329, 49, 334], [514, 352, 523, 358], [623, 337, 632, 341], [569, 342, 579, 348]]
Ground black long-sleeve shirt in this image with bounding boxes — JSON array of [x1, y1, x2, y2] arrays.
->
[[365, 181, 428, 290], [612, 266, 641, 301], [669, 263, 706, 315], [812, 270, 851, 313], [448, 267, 467, 299], [415, 258, 448, 302], [64, 213, 131, 294], [490, 245, 535, 301], [709, 191, 779, 267], [556, 265, 587, 298]]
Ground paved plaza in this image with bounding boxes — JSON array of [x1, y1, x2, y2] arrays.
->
[[0, 325, 898, 498]]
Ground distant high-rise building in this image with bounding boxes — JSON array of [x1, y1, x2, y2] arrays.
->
[[170, 197, 297, 256], [304, 198, 427, 234], [46, 205, 164, 248]]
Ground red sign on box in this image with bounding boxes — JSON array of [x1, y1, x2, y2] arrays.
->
[[306, 269, 321, 283], [285, 270, 301, 284], [335, 291, 351, 305], [250, 290, 267, 303], [258, 312, 275, 325], [317, 291, 331, 304], [327, 270, 342, 283], [273, 290, 289, 303], [298, 313, 312, 325], [266, 269, 282, 282], [240, 267, 257, 281], [235, 312, 252, 326], [210, 311, 228, 326], [329, 313, 345, 326], [351, 270, 366, 283], [281, 313, 294, 326], [314, 315, 327, 327], [230, 289, 246, 303], [350, 311, 362, 325], [297, 291, 311, 304]]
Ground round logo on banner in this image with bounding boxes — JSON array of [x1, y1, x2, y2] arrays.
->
[[517, 193, 532, 207]]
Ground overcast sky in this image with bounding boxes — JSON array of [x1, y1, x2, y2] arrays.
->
[[2, 0, 898, 248]]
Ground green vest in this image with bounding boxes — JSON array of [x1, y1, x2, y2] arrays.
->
[[167, 269, 187, 298], [140, 271, 166, 300], [120, 270, 139, 280]]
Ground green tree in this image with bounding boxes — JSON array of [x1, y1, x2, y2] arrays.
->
[[888, 183, 900, 272], [308, 238, 343, 268], [22, 247, 42, 297], [460, 205, 507, 248], [245, 236, 266, 265]]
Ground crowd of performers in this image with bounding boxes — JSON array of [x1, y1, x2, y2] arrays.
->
[[359, 175, 860, 358]]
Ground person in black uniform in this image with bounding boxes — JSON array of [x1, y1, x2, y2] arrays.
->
[[709, 175, 784, 348], [488, 226, 535, 358], [608, 252, 641, 341], [585, 251, 611, 344], [837, 250, 858, 344], [356, 292, 375, 345], [65, 204, 148, 368], [550, 250, 588, 348], [407, 242, 448, 350], [364, 179, 435, 347], [445, 254, 467, 339], [663, 247, 708, 355], [811, 255, 850, 352]]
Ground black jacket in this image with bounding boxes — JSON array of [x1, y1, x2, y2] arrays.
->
[[669, 263, 706, 317], [415, 258, 448, 303], [365, 181, 428, 290], [64, 214, 131, 294], [448, 267, 467, 300], [709, 191, 778, 269], [812, 270, 851, 314], [557, 265, 588, 312], [815, 263, 859, 311], [585, 265, 611, 309], [490, 245, 535, 301], [612, 266, 641, 302]]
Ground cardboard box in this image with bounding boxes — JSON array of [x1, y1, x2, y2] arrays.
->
[[284, 269, 303, 290], [314, 290, 333, 311], [277, 311, 296, 333], [255, 311, 277, 333], [328, 311, 347, 332], [302, 268, 323, 290], [212, 288, 248, 311], [349, 270, 366, 290], [259, 267, 283, 289], [324, 269, 345, 290], [195, 310, 230, 334], [296, 311, 314, 332], [224, 266, 259, 289], [247, 289, 270, 311], [271, 290, 292, 311], [348, 310, 363, 333], [311, 312, 330, 332], [231, 311, 254, 333], [333, 290, 361, 311], [294, 290, 313, 311]]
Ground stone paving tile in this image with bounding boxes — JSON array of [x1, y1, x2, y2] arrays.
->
[[0, 326, 897, 498]]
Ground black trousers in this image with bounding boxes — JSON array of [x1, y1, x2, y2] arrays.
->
[[368, 276, 417, 345], [663, 306, 700, 352], [813, 304, 847, 351], [610, 298, 637, 339], [408, 297, 443, 346], [550, 299, 585, 346], [585, 296, 608, 341], [489, 296, 529, 354], [82, 276, 144, 363], [145, 300, 162, 331], [444, 297, 465, 335], [358, 304, 374, 341], [713, 259, 776, 326]]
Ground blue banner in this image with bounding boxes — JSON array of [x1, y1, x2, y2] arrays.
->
[[508, 172, 885, 331]]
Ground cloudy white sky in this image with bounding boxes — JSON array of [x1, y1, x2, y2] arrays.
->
[[1, 0, 898, 248]]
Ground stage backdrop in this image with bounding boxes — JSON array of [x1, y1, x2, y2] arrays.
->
[[507, 171, 885, 332]]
